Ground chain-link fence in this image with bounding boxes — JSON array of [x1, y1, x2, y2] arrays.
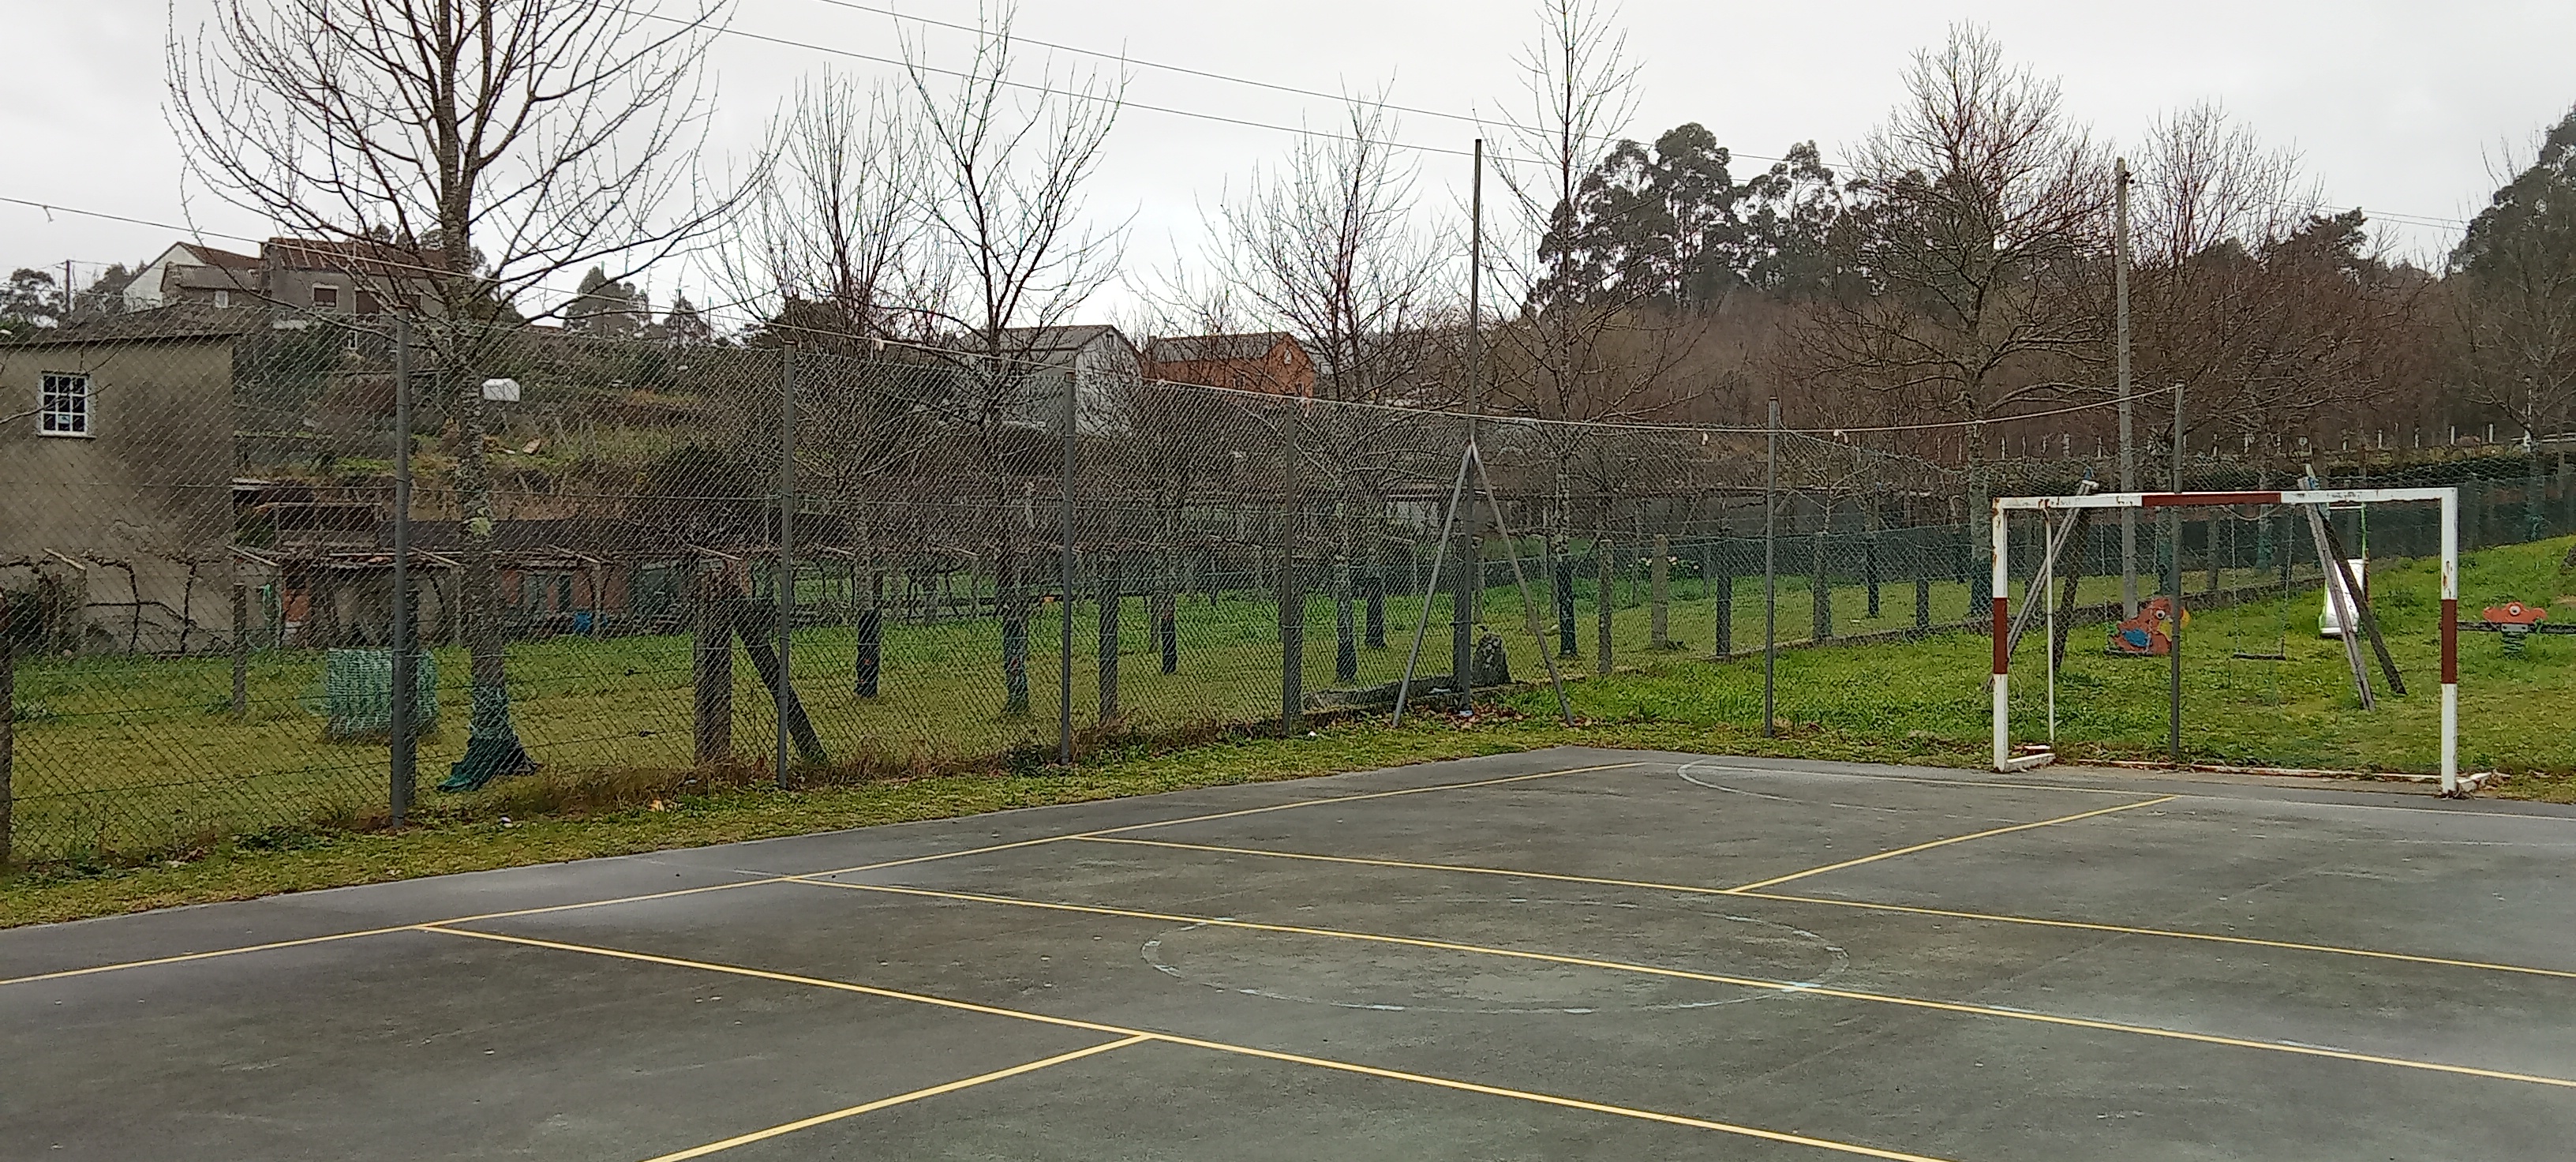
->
[[6, 304, 2569, 862]]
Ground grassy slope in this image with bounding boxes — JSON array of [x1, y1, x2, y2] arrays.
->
[[11, 537, 2576, 927]]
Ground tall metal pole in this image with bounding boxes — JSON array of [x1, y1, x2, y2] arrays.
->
[[1453, 138, 1484, 709], [1060, 350, 1077, 762], [777, 343, 796, 786], [1763, 397, 1780, 737], [2116, 157, 2138, 618], [389, 315, 415, 826], [2167, 380, 2184, 763]]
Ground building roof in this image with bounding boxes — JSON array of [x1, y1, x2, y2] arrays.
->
[[173, 242, 264, 270], [264, 237, 447, 280], [994, 324, 1126, 353], [1146, 332, 1297, 364], [1, 302, 265, 346]]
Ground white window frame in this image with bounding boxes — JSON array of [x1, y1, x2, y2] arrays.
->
[[38, 371, 93, 437], [312, 283, 341, 309]]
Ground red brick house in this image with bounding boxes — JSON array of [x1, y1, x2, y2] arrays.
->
[[1144, 332, 1315, 396]]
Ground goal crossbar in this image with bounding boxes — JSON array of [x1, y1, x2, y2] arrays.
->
[[1988, 488, 2462, 792]]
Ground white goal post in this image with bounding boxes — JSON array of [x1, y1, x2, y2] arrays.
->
[[1990, 488, 2462, 793]]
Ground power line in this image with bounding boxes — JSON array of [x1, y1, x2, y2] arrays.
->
[[770, 0, 2471, 231]]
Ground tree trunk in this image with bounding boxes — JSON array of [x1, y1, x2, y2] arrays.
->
[[442, 373, 532, 792], [1000, 560, 1031, 715]]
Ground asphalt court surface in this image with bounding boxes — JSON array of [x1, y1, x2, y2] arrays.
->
[[9, 747, 2576, 1160]]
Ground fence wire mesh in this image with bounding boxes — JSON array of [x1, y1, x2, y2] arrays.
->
[[4, 304, 2569, 861]]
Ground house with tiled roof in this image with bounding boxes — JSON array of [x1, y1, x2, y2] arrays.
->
[[1145, 332, 1314, 396]]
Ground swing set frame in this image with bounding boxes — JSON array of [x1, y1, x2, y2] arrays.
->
[[1990, 487, 2468, 794]]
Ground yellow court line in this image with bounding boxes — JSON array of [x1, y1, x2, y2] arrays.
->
[[1676, 760, 2147, 797], [1088, 834, 1734, 898], [637, 1035, 1152, 1161], [1083, 836, 2576, 984], [0, 761, 1636, 989], [425, 924, 1954, 1162], [1724, 796, 2180, 892], [792, 878, 2576, 1093]]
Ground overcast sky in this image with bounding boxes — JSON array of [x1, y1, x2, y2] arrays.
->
[[6, 0, 2571, 326]]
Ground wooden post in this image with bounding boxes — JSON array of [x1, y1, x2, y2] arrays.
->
[[1097, 557, 1119, 723], [734, 597, 826, 764], [1864, 533, 1881, 619], [854, 566, 882, 697], [1594, 536, 1614, 674], [1362, 568, 1387, 650], [1278, 550, 1303, 726], [691, 568, 732, 765], [230, 575, 250, 719], [1649, 533, 1671, 649], [1713, 553, 1734, 658], [1810, 530, 1833, 640]]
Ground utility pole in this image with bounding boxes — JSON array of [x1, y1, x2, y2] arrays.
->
[[1453, 139, 1484, 709], [2116, 157, 2137, 617]]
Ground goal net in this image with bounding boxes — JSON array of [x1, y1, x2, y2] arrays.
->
[[1989, 487, 2471, 794]]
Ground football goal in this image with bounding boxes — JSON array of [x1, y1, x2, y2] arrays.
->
[[1989, 486, 2473, 795]]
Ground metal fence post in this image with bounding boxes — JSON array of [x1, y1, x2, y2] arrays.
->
[[1763, 398, 1779, 736], [777, 343, 795, 786], [1, 592, 13, 865], [389, 314, 416, 826], [1059, 367, 1076, 764]]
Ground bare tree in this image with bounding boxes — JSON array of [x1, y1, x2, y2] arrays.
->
[[169, 0, 745, 784], [2125, 103, 2404, 468], [1189, 93, 1455, 680], [1788, 24, 2109, 598], [721, 69, 947, 346], [899, 0, 1126, 714], [1211, 94, 1451, 406]]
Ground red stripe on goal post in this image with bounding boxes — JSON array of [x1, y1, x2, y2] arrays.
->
[[1992, 598, 2009, 675], [2442, 598, 2459, 684]]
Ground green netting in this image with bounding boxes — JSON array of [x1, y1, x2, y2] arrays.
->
[[321, 649, 439, 740]]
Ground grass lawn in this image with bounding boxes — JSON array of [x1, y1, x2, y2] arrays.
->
[[9, 534, 2576, 927]]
